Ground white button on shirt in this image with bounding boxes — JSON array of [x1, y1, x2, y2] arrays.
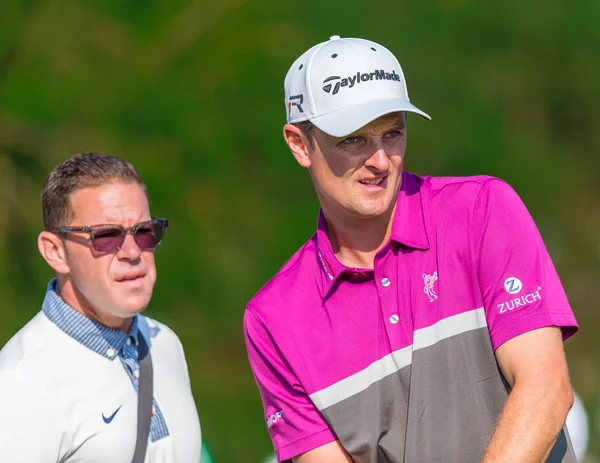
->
[[389, 314, 399, 324], [106, 348, 115, 357], [381, 278, 391, 287]]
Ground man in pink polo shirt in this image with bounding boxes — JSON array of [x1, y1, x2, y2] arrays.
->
[[244, 35, 579, 463]]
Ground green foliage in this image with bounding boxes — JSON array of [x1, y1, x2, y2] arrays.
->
[[1, 0, 599, 460]]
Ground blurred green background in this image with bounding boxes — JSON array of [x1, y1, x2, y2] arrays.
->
[[1, 0, 599, 461]]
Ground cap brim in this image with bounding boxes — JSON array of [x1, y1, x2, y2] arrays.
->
[[310, 98, 431, 137]]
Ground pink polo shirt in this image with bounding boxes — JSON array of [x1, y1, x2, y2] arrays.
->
[[244, 171, 578, 463]]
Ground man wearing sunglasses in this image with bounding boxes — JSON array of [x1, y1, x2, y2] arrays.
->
[[0, 152, 201, 462]]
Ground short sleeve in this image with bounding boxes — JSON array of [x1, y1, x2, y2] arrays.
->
[[0, 371, 70, 462], [243, 308, 337, 462], [471, 179, 578, 350]]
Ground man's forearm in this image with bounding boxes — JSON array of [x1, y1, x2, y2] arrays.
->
[[481, 378, 573, 462]]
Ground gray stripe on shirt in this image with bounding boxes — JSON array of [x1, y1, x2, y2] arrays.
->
[[309, 307, 487, 410]]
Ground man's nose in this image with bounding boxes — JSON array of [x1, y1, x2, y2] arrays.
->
[[364, 146, 389, 171], [117, 233, 141, 260]]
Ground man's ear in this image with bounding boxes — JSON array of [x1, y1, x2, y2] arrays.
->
[[283, 124, 312, 168], [38, 231, 70, 274]]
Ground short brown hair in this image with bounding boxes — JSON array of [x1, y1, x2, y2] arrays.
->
[[42, 152, 148, 230], [293, 120, 315, 136]]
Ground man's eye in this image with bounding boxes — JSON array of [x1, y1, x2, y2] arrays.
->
[[95, 228, 122, 239], [340, 137, 360, 145], [137, 227, 154, 236], [384, 130, 402, 139]]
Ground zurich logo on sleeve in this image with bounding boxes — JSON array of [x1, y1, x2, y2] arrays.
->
[[504, 277, 522, 295]]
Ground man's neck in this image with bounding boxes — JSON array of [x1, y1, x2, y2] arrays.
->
[[56, 279, 133, 333], [324, 203, 396, 270]]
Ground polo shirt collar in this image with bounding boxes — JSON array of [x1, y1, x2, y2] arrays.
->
[[389, 170, 430, 250], [315, 170, 429, 295], [42, 279, 139, 360], [315, 212, 347, 295]]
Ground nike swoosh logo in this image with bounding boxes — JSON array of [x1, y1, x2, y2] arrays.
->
[[102, 405, 122, 424]]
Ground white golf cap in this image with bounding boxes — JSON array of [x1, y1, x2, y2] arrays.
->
[[285, 35, 431, 137]]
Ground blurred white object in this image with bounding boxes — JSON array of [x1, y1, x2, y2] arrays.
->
[[566, 390, 589, 462], [262, 455, 277, 463]]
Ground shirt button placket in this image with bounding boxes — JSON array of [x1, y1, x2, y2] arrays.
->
[[380, 277, 399, 325]]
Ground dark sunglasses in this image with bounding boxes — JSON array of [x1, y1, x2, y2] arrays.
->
[[53, 218, 169, 253]]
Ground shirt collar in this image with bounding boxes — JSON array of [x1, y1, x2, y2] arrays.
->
[[315, 212, 347, 296], [42, 279, 139, 360], [389, 170, 430, 250], [315, 170, 429, 296]]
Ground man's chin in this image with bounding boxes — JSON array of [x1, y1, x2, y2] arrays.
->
[[116, 296, 152, 317], [352, 202, 394, 219]]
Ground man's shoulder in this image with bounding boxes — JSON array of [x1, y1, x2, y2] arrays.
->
[[138, 315, 195, 384], [138, 314, 182, 349], [138, 314, 196, 366], [0, 311, 57, 373], [246, 235, 319, 318], [414, 173, 518, 209], [418, 172, 504, 194], [0, 312, 79, 403]]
